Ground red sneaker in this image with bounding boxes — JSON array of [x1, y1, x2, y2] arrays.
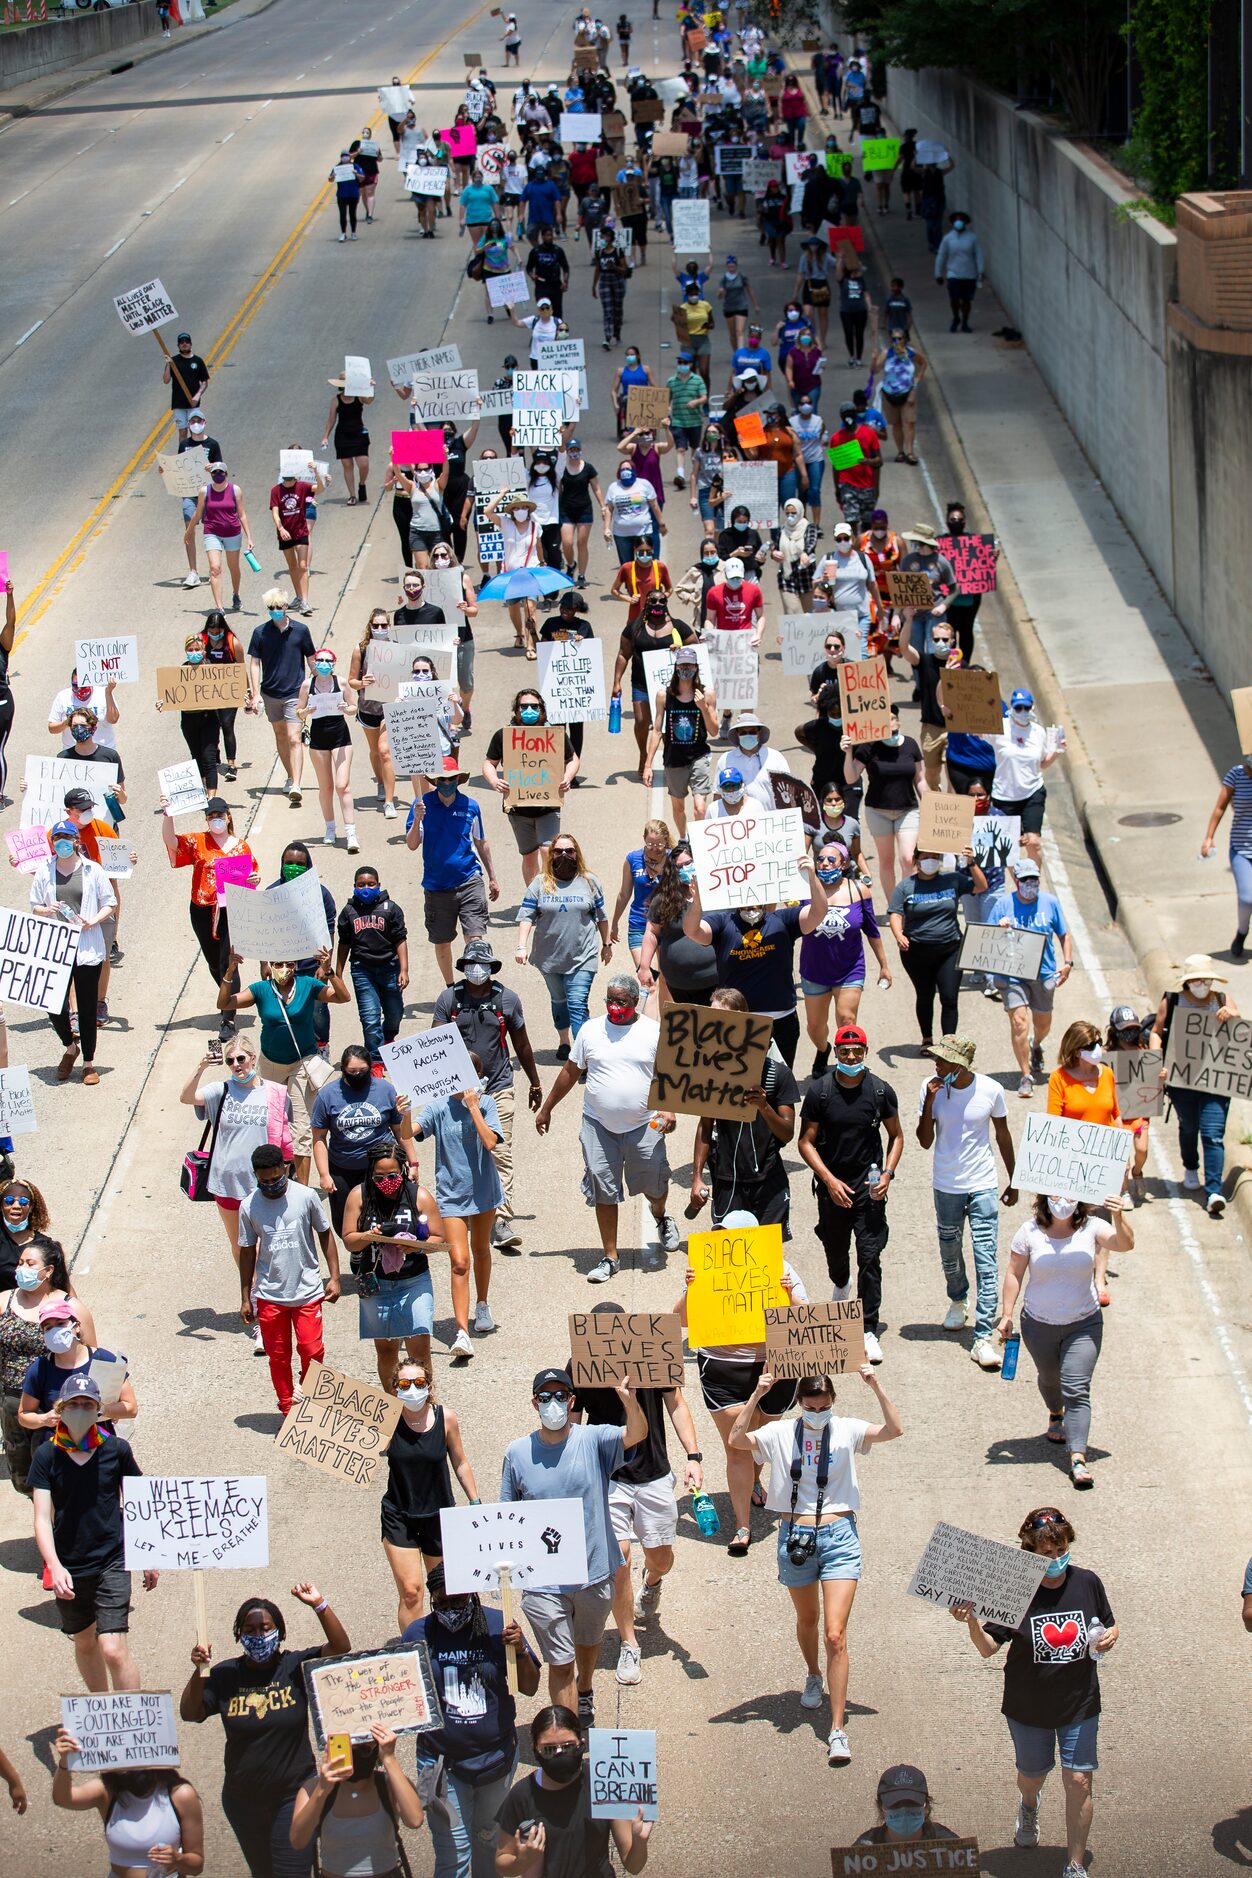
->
[[371, 1063, 387, 1079]]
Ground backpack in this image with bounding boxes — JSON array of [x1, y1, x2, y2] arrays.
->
[[453, 981, 510, 1060]]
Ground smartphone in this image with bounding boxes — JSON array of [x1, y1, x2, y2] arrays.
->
[[327, 1733, 353, 1772]]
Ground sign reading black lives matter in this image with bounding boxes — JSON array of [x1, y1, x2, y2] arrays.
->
[[908, 1521, 1050, 1627], [958, 923, 1046, 982], [567, 1311, 684, 1387], [648, 1002, 772, 1120], [1165, 1007, 1252, 1099], [440, 1499, 588, 1593]]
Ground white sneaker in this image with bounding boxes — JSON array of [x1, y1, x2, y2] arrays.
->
[[182, 570, 201, 589], [615, 1642, 642, 1684], [1183, 1167, 1201, 1189], [450, 1328, 473, 1360], [942, 1300, 968, 1330], [1207, 1192, 1226, 1217], [863, 1330, 883, 1364], [826, 1727, 851, 1765], [322, 825, 337, 845], [382, 801, 397, 819], [473, 1300, 496, 1334], [1013, 1798, 1040, 1847], [799, 1672, 824, 1709], [252, 1322, 265, 1353], [971, 1336, 1003, 1370], [345, 829, 360, 854], [288, 786, 302, 806], [633, 1575, 662, 1624]]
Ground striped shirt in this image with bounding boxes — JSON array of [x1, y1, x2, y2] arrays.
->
[[1223, 764, 1252, 852]]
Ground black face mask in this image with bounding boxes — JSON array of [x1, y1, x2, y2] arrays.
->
[[538, 1742, 584, 1782], [258, 1176, 288, 1198], [551, 857, 579, 882], [342, 1069, 372, 1090]]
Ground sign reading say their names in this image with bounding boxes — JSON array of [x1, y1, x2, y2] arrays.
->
[[1112, 1046, 1164, 1119], [275, 1361, 401, 1490], [831, 1838, 981, 1875], [60, 1692, 179, 1772], [908, 1520, 1050, 1628], [381, 1022, 478, 1107], [113, 278, 178, 335], [958, 922, 1046, 982], [648, 1001, 772, 1121], [764, 1301, 865, 1378], [156, 664, 249, 712], [304, 1647, 442, 1747], [1016, 1113, 1131, 1206], [686, 1221, 787, 1349], [1165, 1006, 1252, 1099], [538, 636, 607, 723], [589, 1728, 658, 1820], [122, 1476, 268, 1570], [440, 1498, 589, 1593], [388, 344, 463, 387], [223, 866, 330, 960], [690, 806, 806, 911], [0, 907, 80, 1014], [837, 656, 891, 745], [567, 1311, 684, 1388]]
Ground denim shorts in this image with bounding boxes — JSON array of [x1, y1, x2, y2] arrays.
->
[[801, 972, 865, 997], [1006, 1713, 1099, 1775], [358, 1270, 434, 1341], [776, 1513, 861, 1587]]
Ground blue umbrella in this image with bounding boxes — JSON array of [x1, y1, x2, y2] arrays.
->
[[478, 567, 573, 602]]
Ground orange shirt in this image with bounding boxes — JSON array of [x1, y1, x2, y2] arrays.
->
[[75, 817, 118, 865], [173, 832, 254, 907], [1046, 1065, 1121, 1128]]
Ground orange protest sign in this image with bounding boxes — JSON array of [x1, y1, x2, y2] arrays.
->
[[734, 411, 767, 449]]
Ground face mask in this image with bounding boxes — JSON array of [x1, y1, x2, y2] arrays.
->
[[1042, 1551, 1071, 1579], [917, 857, 942, 876], [258, 1176, 288, 1199], [677, 863, 696, 884], [70, 725, 92, 745], [435, 1598, 475, 1631], [1079, 1046, 1103, 1067], [886, 1807, 927, 1837], [14, 1266, 42, 1289], [538, 1743, 583, 1781], [342, 1067, 372, 1090], [374, 1173, 403, 1197], [606, 1002, 635, 1024], [932, 639, 953, 654], [185, 650, 205, 666], [953, 218, 968, 230], [355, 885, 381, 904], [44, 1324, 77, 1353], [1049, 1196, 1079, 1219], [436, 781, 459, 798], [816, 868, 841, 884], [268, 608, 285, 624], [702, 555, 719, 567], [58, 1406, 99, 1442], [884, 729, 903, 747], [315, 660, 334, 676], [799, 404, 813, 417], [207, 629, 226, 641], [464, 963, 492, 987], [626, 353, 639, 365], [801, 1407, 831, 1430], [836, 1059, 866, 1079], [519, 706, 541, 725], [551, 856, 579, 881], [229, 1066, 256, 1087], [736, 734, 760, 754], [740, 909, 766, 928], [1185, 980, 1212, 999], [281, 862, 307, 882], [53, 839, 76, 859], [1016, 881, 1039, 902], [207, 817, 228, 835], [240, 1629, 281, 1663], [538, 1398, 570, 1431], [371, 625, 391, 639], [1010, 707, 1032, 723]]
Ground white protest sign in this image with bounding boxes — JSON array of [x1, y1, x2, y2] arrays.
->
[[589, 1728, 659, 1820], [781, 613, 856, 678], [305, 691, 346, 722], [122, 1476, 269, 1570], [391, 616, 458, 653], [641, 643, 713, 701], [343, 354, 372, 398], [388, 344, 463, 388], [280, 448, 317, 482], [440, 1498, 589, 1592], [722, 460, 778, 528], [915, 138, 950, 164], [742, 156, 782, 192], [473, 455, 528, 495], [410, 368, 480, 422], [0, 1066, 36, 1136], [381, 1023, 478, 1107], [513, 369, 579, 446], [157, 449, 208, 498], [1017, 1113, 1132, 1206], [407, 164, 450, 197], [538, 636, 607, 723], [970, 814, 1021, 875], [1112, 1047, 1164, 1120], [671, 198, 711, 252], [157, 760, 208, 820], [22, 755, 119, 829], [536, 337, 586, 373], [420, 568, 468, 621], [487, 271, 530, 309], [61, 1691, 179, 1772], [96, 838, 134, 881], [0, 907, 80, 1013], [690, 807, 807, 910], [958, 923, 1046, 982], [379, 84, 411, 116], [224, 868, 330, 961], [478, 385, 514, 417], [560, 110, 603, 141], [708, 630, 758, 712], [74, 635, 139, 690], [384, 698, 445, 775], [113, 278, 178, 335], [909, 1521, 1050, 1628]]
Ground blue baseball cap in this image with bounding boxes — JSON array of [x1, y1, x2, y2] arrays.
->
[[718, 767, 745, 790], [1009, 688, 1034, 708]]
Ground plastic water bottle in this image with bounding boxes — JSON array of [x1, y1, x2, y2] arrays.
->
[[608, 692, 622, 735], [864, 1162, 882, 1192], [1087, 1621, 1109, 1660], [692, 1492, 720, 1536], [1000, 1333, 1020, 1381]]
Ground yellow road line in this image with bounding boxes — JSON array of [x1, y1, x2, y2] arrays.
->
[[12, 4, 490, 646]]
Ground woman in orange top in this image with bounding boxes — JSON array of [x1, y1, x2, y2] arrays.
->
[[160, 795, 258, 1041], [1047, 1020, 1123, 1304]]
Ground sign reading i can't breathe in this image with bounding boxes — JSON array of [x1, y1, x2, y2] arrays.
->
[[589, 1728, 659, 1819]]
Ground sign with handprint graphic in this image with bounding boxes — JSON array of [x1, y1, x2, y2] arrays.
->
[[439, 1499, 589, 1593]]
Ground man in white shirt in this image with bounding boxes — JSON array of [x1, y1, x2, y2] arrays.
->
[[535, 974, 679, 1282], [710, 715, 792, 812], [915, 1033, 1017, 1370], [985, 687, 1067, 864]]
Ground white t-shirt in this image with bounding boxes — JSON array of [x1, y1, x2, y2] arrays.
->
[[919, 1071, 1006, 1193], [1011, 1218, 1110, 1324], [710, 743, 791, 812], [604, 478, 657, 537], [570, 1012, 659, 1133], [49, 686, 118, 750], [989, 719, 1050, 801], [750, 1414, 872, 1516]]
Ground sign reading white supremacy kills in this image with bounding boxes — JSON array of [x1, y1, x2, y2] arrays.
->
[[223, 868, 330, 960], [61, 1692, 179, 1772], [690, 807, 807, 910], [439, 1499, 589, 1593], [538, 636, 607, 723], [1016, 1113, 1131, 1206], [122, 1476, 268, 1570], [908, 1520, 1050, 1628], [112, 277, 178, 334], [0, 908, 80, 1014], [381, 1023, 478, 1106]]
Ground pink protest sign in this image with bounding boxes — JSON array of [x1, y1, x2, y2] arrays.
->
[[214, 852, 255, 907], [938, 533, 998, 594], [391, 429, 447, 467], [6, 826, 49, 875], [440, 125, 477, 159], [0, 550, 8, 589]]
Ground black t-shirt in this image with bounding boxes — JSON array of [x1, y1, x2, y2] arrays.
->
[[915, 650, 950, 725], [800, 1071, 897, 1183], [856, 736, 922, 811], [717, 524, 763, 563], [808, 658, 845, 703], [655, 915, 718, 993], [704, 908, 804, 1015], [557, 463, 599, 518], [393, 602, 447, 628], [986, 1565, 1114, 1728], [798, 715, 843, 794], [169, 353, 210, 410], [496, 1770, 614, 1878], [708, 1051, 800, 1191], [178, 432, 223, 465], [538, 615, 593, 644], [201, 1645, 323, 1795], [336, 892, 408, 964], [485, 727, 575, 820], [57, 742, 125, 784], [26, 1435, 140, 1576], [625, 617, 695, 694], [575, 1383, 669, 1486], [528, 244, 568, 287]]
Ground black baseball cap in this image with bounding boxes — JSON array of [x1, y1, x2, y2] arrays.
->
[[532, 1367, 573, 1395], [62, 788, 95, 811], [877, 1764, 929, 1806], [204, 796, 230, 816]]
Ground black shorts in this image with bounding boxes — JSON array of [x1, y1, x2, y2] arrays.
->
[[992, 785, 1046, 835], [559, 508, 593, 527], [57, 1563, 132, 1636], [697, 1351, 798, 1417], [380, 1506, 445, 1552]]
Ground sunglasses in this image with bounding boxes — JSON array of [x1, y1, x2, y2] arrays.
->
[[536, 1391, 571, 1405], [224, 1055, 252, 1068], [2, 1195, 31, 1209], [1026, 1512, 1065, 1531]]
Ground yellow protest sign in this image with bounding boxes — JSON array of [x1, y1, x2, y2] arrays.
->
[[686, 1223, 786, 1349]]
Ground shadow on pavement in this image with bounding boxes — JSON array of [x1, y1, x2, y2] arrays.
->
[[1212, 1807, 1252, 1865]]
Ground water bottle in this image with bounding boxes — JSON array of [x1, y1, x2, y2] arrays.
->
[[1087, 1621, 1108, 1660], [692, 1492, 720, 1536], [1000, 1332, 1020, 1381], [608, 692, 622, 734], [864, 1162, 882, 1192]]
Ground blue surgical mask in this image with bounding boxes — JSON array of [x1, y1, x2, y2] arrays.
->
[[14, 1267, 43, 1290], [519, 706, 541, 725], [355, 885, 382, 904], [185, 650, 205, 666], [836, 1060, 866, 1079], [737, 735, 761, 753], [677, 864, 695, 883], [1042, 1551, 1071, 1579], [315, 660, 334, 676], [240, 1629, 281, 1662], [268, 608, 285, 624], [886, 1806, 927, 1837], [53, 839, 76, 859]]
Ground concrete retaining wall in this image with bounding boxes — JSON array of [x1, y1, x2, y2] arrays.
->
[[0, 3, 158, 88]]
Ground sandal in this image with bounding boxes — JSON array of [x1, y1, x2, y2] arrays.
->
[[894, 451, 908, 463], [904, 453, 919, 465], [751, 1480, 767, 1509], [1045, 1412, 1065, 1444], [727, 1526, 751, 1557], [1070, 1456, 1094, 1490]]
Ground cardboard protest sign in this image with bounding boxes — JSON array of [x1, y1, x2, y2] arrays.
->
[[1016, 1114, 1132, 1205], [742, 156, 782, 191], [122, 1476, 268, 1570], [1112, 1046, 1164, 1119], [567, 1311, 684, 1388], [641, 642, 712, 700], [487, 270, 530, 309], [1232, 686, 1252, 755], [358, 640, 414, 704], [770, 771, 822, 832], [157, 760, 208, 819], [503, 725, 563, 806], [917, 791, 976, 854], [780, 614, 834, 678], [721, 460, 778, 527], [113, 278, 178, 335], [157, 449, 208, 498], [686, 1221, 787, 1349], [0, 909, 79, 1014], [23, 753, 119, 828], [958, 923, 1046, 981], [671, 199, 711, 251], [440, 1499, 589, 1592], [970, 814, 1021, 874], [886, 569, 938, 609], [837, 657, 891, 745], [652, 131, 691, 156], [909, 1520, 1049, 1628], [562, 110, 604, 140], [1165, 1006, 1252, 1098], [860, 136, 900, 170], [60, 1692, 179, 1772], [832, 1839, 980, 1874], [574, 44, 600, 67], [938, 533, 997, 594], [275, 1361, 401, 1490], [5, 826, 50, 875], [648, 1001, 772, 1121], [941, 666, 1002, 735], [613, 181, 645, 217], [626, 384, 672, 429], [383, 697, 444, 776], [630, 96, 664, 123], [708, 630, 758, 712], [0, 1066, 37, 1136], [596, 154, 621, 186], [387, 344, 463, 387], [381, 1022, 478, 1107], [764, 1301, 865, 1379], [223, 867, 330, 960], [155, 664, 249, 712], [690, 806, 806, 911], [305, 1647, 441, 1747], [462, 49, 484, 65], [538, 636, 606, 724], [589, 1729, 658, 1820]]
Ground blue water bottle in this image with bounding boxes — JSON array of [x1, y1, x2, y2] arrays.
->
[[608, 691, 622, 734], [1001, 1333, 1020, 1381], [692, 1492, 720, 1536]]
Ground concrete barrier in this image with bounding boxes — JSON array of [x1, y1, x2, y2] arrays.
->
[[0, 3, 160, 89]]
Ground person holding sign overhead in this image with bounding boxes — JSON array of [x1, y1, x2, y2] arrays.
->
[[162, 796, 257, 1035], [682, 852, 827, 1068], [29, 821, 117, 1087], [289, 1725, 424, 1875], [52, 1733, 205, 1876], [217, 951, 349, 1181]]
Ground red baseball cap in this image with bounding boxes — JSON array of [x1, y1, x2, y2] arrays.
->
[[834, 1025, 867, 1047]]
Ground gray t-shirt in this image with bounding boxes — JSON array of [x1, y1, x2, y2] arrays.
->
[[518, 875, 605, 975], [199, 1079, 292, 1203], [431, 982, 526, 1096], [238, 1180, 329, 1303], [499, 1422, 624, 1589]]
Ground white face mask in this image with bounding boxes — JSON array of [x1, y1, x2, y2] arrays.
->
[[43, 1325, 77, 1354], [538, 1398, 570, 1431], [398, 1384, 430, 1409], [801, 1407, 832, 1431], [1010, 707, 1032, 724], [464, 963, 492, 987], [1048, 1197, 1079, 1219], [1185, 980, 1212, 999], [1078, 1045, 1103, 1067], [916, 857, 942, 876], [207, 817, 228, 835]]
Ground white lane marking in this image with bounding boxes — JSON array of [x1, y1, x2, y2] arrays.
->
[[9, 191, 29, 205], [343, 538, 372, 597], [15, 320, 43, 346], [916, 447, 942, 524], [104, 238, 126, 257], [221, 131, 235, 144], [259, 98, 273, 109]]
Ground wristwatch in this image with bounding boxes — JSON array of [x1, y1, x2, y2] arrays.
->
[[686, 1451, 703, 1463]]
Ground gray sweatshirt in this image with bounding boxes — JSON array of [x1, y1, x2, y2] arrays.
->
[[934, 226, 986, 282]]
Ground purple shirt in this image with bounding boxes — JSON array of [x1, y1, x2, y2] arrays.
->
[[799, 892, 880, 987]]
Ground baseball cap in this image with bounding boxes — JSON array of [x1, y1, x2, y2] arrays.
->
[[537, 296, 553, 308], [717, 766, 745, 790], [674, 646, 699, 666], [49, 820, 77, 841], [62, 788, 94, 811], [55, 1373, 101, 1406], [723, 556, 745, 580], [834, 1024, 868, 1047], [176, 330, 192, 342], [839, 401, 858, 423], [1013, 858, 1041, 879], [567, 437, 583, 450], [877, 1765, 929, 1807], [187, 412, 207, 426], [204, 796, 230, 816], [1109, 1004, 1140, 1030], [677, 351, 693, 364], [532, 1366, 573, 1396], [38, 1298, 77, 1324], [832, 522, 853, 541], [1009, 688, 1034, 708]]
